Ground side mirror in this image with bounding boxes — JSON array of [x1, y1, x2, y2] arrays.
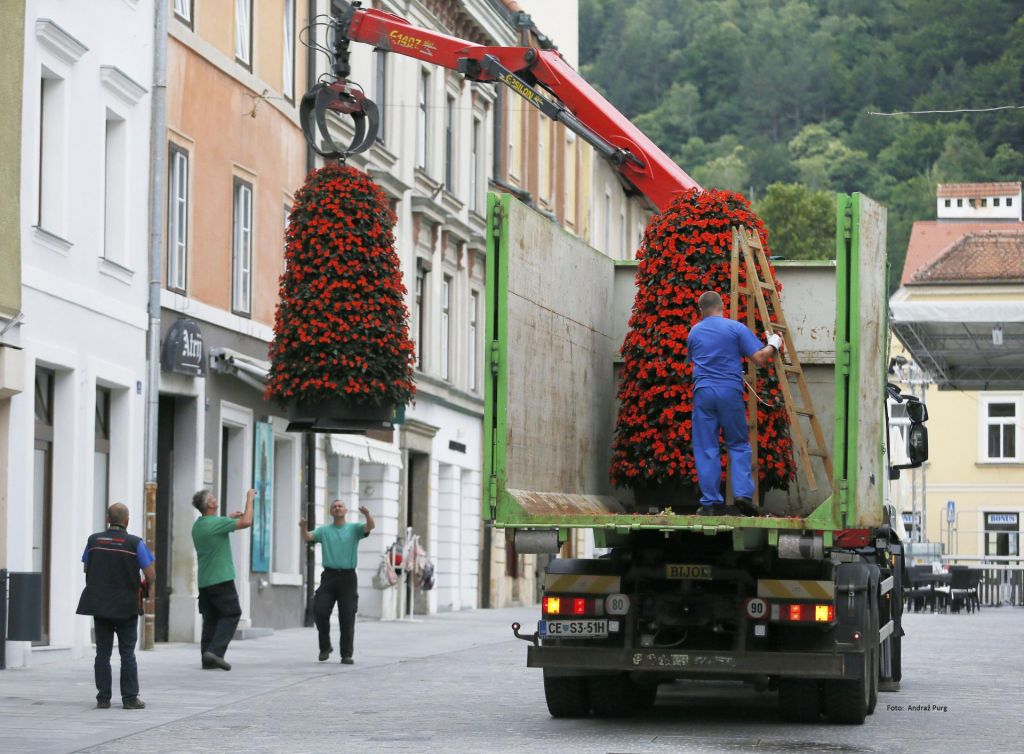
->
[[905, 398, 928, 424], [907, 423, 928, 466]]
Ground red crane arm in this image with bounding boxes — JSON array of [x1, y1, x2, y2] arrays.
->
[[325, 5, 700, 211]]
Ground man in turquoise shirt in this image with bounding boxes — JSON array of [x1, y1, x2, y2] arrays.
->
[[300, 499, 375, 663]]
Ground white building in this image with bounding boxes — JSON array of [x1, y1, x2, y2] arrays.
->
[[936, 182, 1022, 222], [5, 0, 153, 667]]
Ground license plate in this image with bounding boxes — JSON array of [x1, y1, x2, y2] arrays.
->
[[666, 564, 713, 580], [540, 619, 608, 638]]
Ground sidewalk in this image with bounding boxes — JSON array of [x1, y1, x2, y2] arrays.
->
[[0, 607, 529, 754]]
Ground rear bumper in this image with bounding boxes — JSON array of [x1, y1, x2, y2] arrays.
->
[[528, 646, 854, 679]]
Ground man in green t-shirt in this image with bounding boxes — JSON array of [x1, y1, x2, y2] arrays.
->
[[191, 488, 253, 670], [300, 499, 374, 663]]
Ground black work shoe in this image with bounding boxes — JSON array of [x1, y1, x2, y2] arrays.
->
[[698, 505, 722, 516], [202, 651, 231, 671], [318, 649, 331, 662], [96, 700, 111, 709], [734, 497, 759, 517], [341, 657, 354, 665], [122, 697, 146, 710], [705, 505, 740, 517]]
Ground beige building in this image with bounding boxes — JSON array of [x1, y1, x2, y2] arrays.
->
[[0, 1, 26, 596], [890, 182, 1023, 560]]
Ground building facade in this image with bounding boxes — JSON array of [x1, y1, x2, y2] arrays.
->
[[6, 0, 153, 667], [891, 182, 1024, 560]]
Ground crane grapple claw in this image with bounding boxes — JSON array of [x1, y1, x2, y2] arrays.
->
[[299, 80, 380, 160]]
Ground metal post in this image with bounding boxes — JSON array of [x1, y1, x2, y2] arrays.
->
[[142, 0, 169, 651], [1, 568, 7, 670], [303, 432, 315, 627]]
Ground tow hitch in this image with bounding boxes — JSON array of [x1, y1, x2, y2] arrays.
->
[[511, 622, 539, 646]]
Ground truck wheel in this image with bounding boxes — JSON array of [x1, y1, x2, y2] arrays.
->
[[824, 649, 870, 724], [635, 682, 659, 711], [590, 674, 638, 718], [778, 679, 821, 722], [543, 671, 590, 718]]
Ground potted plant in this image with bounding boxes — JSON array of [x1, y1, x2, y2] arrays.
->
[[610, 188, 795, 508], [266, 164, 416, 433]]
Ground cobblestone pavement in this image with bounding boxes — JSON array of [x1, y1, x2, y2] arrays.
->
[[1, 606, 1021, 753]]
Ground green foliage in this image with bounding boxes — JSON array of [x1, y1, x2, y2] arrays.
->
[[757, 184, 836, 260], [579, 0, 1023, 286]]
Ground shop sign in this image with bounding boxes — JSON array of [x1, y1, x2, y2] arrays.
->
[[986, 513, 1018, 529], [161, 319, 205, 377]]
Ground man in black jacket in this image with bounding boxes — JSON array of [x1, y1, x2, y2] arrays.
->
[[77, 503, 156, 710]]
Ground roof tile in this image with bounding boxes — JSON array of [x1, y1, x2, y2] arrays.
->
[[936, 181, 1022, 199], [910, 229, 1024, 284]]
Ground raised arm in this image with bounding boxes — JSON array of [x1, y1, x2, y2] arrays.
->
[[749, 333, 783, 368], [359, 505, 375, 535], [230, 489, 255, 530], [299, 517, 316, 543]]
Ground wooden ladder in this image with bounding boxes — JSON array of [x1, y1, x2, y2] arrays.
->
[[729, 227, 833, 497]]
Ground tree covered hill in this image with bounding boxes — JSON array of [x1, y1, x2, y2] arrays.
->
[[579, 0, 1023, 279]]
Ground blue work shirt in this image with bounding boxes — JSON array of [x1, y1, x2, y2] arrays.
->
[[687, 315, 764, 392]]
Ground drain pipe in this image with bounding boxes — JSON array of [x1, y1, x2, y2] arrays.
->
[[302, 0, 319, 628], [142, 0, 168, 651]]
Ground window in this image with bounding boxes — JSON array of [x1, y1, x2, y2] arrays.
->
[[416, 71, 429, 169], [235, 0, 252, 67], [374, 49, 387, 143], [232, 179, 253, 315], [441, 275, 452, 381], [282, 203, 291, 275], [981, 397, 1021, 462], [468, 290, 479, 391], [1008, 197, 1014, 207], [94, 387, 111, 533], [282, 0, 295, 100], [103, 111, 127, 263], [414, 265, 427, 369], [981, 198, 988, 207], [985, 512, 1019, 557], [167, 146, 189, 291], [444, 95, 455, 192], [957, 198, 963, 207], [173, 0, 193, 26], [38, 73, 65, 232], [470, 117, 481, 212], [994, 197, 1001, 207]]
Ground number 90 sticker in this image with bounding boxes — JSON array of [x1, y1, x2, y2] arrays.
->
[[605, 594, 631, 616], [745, 597, 768, 620]]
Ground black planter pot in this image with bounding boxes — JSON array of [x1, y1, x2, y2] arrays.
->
[[285, 396, 399, 434]]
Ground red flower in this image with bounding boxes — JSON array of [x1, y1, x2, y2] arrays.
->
[[265, 164, 415, 407], [610, 188, 795, 492]]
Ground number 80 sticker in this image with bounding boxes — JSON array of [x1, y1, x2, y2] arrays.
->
[[605, 594, 631, 616]]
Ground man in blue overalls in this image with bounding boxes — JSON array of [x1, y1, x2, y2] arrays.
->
[[687, 291, 782, 516]]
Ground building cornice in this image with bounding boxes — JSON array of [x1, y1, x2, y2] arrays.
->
[[100, 65, 148, 105], [36, 19, 88, 65]]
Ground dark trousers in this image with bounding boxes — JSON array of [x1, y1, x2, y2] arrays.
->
[[198, 580, 242, 659], [314, 569, 358, 657], [94, 616, 139, 703]]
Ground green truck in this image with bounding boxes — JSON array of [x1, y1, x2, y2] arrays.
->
[[484, 192, 929, 724]]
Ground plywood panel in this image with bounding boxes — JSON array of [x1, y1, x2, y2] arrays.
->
[[503, 198, 618, 496]]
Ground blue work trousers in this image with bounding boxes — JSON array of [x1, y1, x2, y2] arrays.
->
[[692, 385, 754, 506]]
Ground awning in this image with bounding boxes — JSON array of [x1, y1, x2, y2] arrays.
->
[[890, 300, 1024, 390], [328, 435, 403, 468], [209, 347, 270, 392]]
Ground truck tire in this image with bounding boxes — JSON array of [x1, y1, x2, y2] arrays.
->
[[825, 562, 878, 724], [778, 679, 821, 723], [590, 674, 639, 718], [868, 590, 880, 715], [543, 671, 590, 718], [635, 682, 659, 711]]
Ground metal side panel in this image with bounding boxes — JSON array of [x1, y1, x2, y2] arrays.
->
[[849, 194, 888, 528], [485, 193, 620, 526]]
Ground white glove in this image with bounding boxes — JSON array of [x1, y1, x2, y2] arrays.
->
[[766, 333, 783, 350]]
